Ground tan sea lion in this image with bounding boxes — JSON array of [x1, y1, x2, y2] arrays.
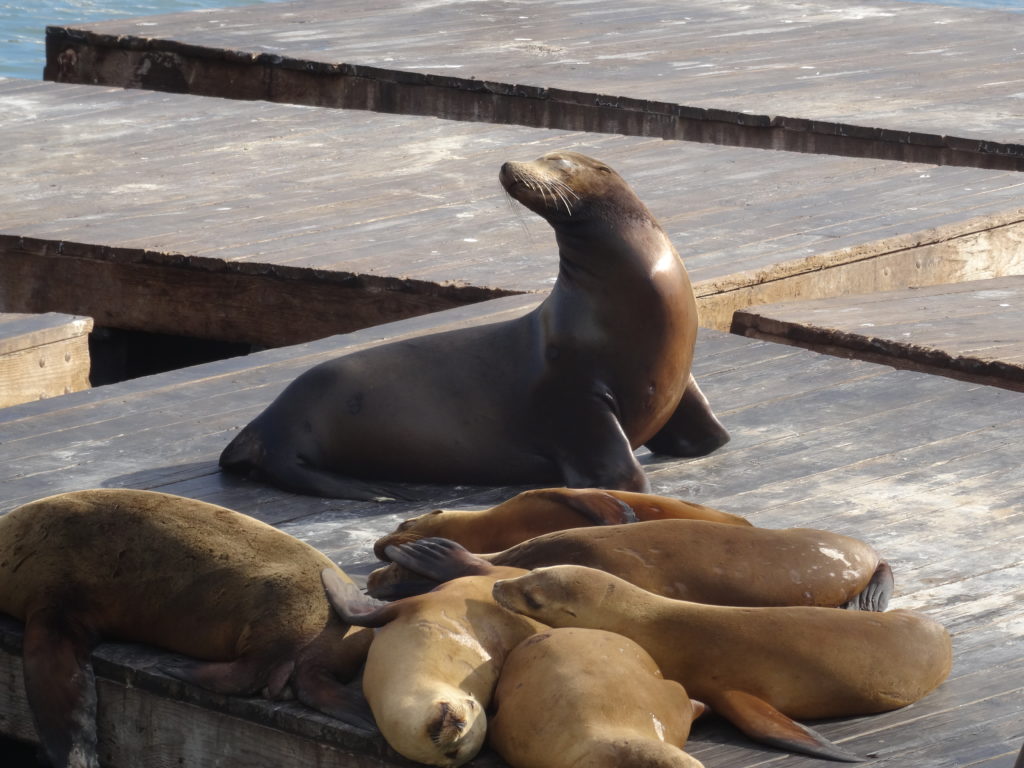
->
[[490, 627, 705, 768], [321, 540, 544, 767], [373, 487, 750, 560], [219, 151, 729, 500], [0, 489, 373, 768], [493, 565, 952, 762], [367, 520, 894, 611]]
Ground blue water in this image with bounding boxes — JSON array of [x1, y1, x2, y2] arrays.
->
[[0, 0, 286, 79], [1, 0, 1023, 79]]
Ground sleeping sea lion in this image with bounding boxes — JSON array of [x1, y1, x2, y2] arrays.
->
[[492, 565, 952, 762], [220, 151, 728, 500], [321, 540, 543, 767], [490, 627, 705, 768], [367, 521, 894, 611], [0, 489, 372, 768], [373, 487, 750, 560]]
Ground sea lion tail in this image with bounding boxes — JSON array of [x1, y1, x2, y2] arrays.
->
[[712, 689, 864, 763]]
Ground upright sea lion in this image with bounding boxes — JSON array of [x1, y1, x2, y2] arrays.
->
[[321, 540, 544, 767], [0, 489, 373, 768], [493, 565, 952, 762], [220, 151, 729, 500], [490, 627, 705, 768], [367, 520, 894, 611], [373, 487, 750, 560]]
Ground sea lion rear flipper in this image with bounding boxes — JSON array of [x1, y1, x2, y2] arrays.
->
[[159, 653, 295, 697], [366, 561, 443, 600], [528, 489, 638, 525], [220, 429, 418, 502], [22, 610, 101, 768], [712, 689, 863, 763], [385, 537, 493, 581], [321, 569, 399, 627], [644, 374, 730, 458], [843, 560, 894, 612]]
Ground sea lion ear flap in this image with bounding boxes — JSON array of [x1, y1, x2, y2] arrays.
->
[[385, 537, 492, 582], [533, 489, 638, 525], [321, 569, 398, 628], [712, 689, 864, 763]]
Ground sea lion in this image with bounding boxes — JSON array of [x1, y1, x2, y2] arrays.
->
[[0, 489, 373, 768], [321, 540, 544, 767], [373, 487, 750, 560], [493, 565, 952, 763], [490, 627, 705, 768], [219, 151, 729, 500], [367, 520, 894, 611]]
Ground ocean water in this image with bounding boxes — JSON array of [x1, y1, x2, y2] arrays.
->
[[1, 0, 1023, 79], [0, 0, 286, 79]]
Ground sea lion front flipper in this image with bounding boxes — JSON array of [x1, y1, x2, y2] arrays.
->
[[843, 560, 894, 612], [22, 610, 101, 768], [712, 689, 863, 763], [541, 392, 650, 491], [385, 537, 492, 582], [644, 374, 730, 458], [528, 489, 638, 525], [321, 569, 400, 627]]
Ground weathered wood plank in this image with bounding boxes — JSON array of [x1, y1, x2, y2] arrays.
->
[[731, 277, 1024, 390], [3, 79, 1024, 342], [0, 299, 1021, 766], [0, 312, 93, 406], [43, 0, 1024, 169]]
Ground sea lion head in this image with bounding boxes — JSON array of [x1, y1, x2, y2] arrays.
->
[[388, 691, 485, 767], [499, 151, 649, 224], [492, 564, 616, 626]]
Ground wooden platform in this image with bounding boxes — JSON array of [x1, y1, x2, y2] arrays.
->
[[0, 296, 1021, 767], [732, 276, 1024, 391], [44, 0, 1024, 169], [2, 79, 1023, 344], [0, 312, 93, 407]]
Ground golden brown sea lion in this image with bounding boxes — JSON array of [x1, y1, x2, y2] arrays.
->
[[321, 540, 543, 767], [219, 151, 728, 500], [492, 565, 952, 762], [367, 520, 894, 611], [490, 627, 705, 768], [0, 489, 373, 768], [373, 487, 750, 560]]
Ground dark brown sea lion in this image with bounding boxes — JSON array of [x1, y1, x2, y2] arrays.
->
[[366, 520, 894, 611], [373, 487, 750, 560], [0, 489, 373, 768], [219, 151, 728, 500], [490, 627, 706, 768], [321, 540, 543, 766], [493, 565, 952, 763]]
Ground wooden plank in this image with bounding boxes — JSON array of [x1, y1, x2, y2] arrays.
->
[[0, 297, 1020, 767], [43, 0, 1024, 169], [0, 312, 93, 407], [731, 277, 1024, 390], [3, 81, 1024, 343]]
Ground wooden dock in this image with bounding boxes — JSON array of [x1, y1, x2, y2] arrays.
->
[[45, 0, 1024, 169], [1, 0, 1023, 765], [732, 276, 1024, 392], [2, 78, 1023, 342], [0, 297, 1022, 767]]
